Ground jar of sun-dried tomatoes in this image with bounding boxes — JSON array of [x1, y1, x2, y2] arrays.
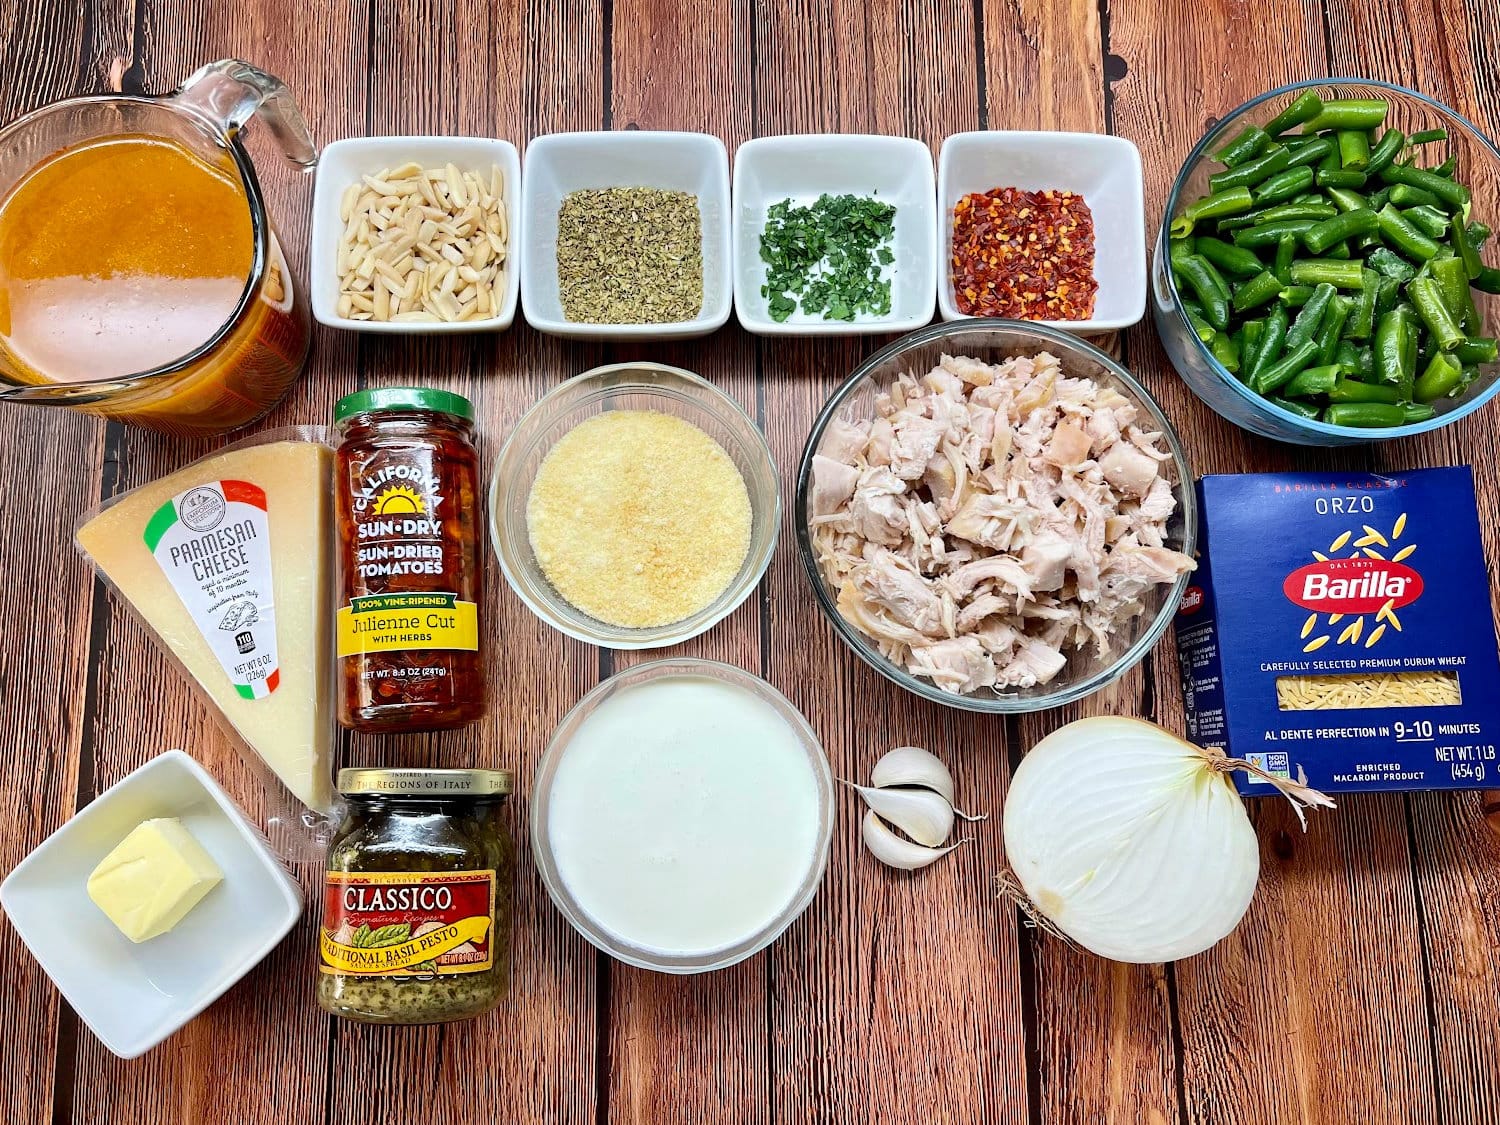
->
[[334, 388, 486, 732]]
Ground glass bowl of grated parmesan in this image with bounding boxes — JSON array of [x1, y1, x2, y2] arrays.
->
[[491, 362, 780, 648]]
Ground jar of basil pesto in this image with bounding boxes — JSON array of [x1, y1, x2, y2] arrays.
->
[[318, 768, 514, 1024]]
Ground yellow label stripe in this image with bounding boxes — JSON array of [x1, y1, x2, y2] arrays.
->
[[320, 915, 491, 974]]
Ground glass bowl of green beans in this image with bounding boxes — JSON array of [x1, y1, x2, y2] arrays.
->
[[1154, 79, 1500, 445]]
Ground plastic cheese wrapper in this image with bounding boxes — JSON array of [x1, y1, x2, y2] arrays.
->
[[74, 427, 336, 842], [1174, 467, 1500, 794]]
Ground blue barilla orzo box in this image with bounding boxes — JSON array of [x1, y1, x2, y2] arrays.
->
[[1175, 467, 1500, 794]]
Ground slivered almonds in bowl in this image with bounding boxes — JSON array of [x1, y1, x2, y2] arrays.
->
[[334, 161, 508, 326]]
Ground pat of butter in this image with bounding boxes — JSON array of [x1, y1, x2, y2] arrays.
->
[[86, 818, 223, 943]]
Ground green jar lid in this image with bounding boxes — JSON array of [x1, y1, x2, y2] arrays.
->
[[334, 387, 475, 423]]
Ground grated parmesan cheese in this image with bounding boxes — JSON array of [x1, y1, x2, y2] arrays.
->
[[526, 410, 752, 628]]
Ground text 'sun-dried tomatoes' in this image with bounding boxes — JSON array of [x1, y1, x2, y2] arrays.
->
[[334, 387, 487, 733]]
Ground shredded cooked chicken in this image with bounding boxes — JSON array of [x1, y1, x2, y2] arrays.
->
[[810, 352, 1196, 695]]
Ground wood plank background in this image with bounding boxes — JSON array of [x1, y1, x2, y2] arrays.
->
[[2, 0, 1499, 1121]]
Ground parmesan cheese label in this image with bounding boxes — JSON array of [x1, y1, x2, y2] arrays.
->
[[143, 479, 280, 700]]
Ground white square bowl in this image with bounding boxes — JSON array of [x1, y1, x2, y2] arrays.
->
[[310, 136, 522, 332], [520, 131, 732, 339], [936, 131, 1146, 332], [0, 751, 301, 1059], [732, 134, 937, 336]]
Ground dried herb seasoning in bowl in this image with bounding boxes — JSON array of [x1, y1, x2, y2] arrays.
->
[[556, 187, 704, 324], [520, 131, 732, 339]]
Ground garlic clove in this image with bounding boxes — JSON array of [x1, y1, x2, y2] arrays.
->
[[860, 810, 969, 871], [842, 780, 954, 847], [870, 746, 955, 804]]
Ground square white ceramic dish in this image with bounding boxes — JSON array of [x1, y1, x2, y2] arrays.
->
[[520, 131, 732, 339], [732, 135, 937, 336], [0, 751, 302, 1059], [309, 136, 522, 332], [936, 131, 1146, 332]]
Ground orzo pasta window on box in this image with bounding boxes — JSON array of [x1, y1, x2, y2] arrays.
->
[[1175, 467, 1500, 794]]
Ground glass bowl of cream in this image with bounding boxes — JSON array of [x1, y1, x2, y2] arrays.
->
[[532, 658, 835, 973], [490, 361, 780, 649]]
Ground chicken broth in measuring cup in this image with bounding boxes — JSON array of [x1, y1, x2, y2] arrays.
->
[[0, 61, 315, 435], [0, 135, 252, 382]]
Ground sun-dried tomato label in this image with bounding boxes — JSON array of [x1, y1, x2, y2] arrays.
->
[[320, 870, 494, 977]]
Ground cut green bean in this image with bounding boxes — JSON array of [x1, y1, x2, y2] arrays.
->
[[1209, 145, 1292, 193], [1181, 301, 1216, 344], [1264, 89, 1325, 135], [1209, 331, 1241, 373], [1453, 336, 1499, 365], [1365, 128, 1404, 175], [1214, 124, 1273, 167], [1429, 154, 1458, 178], [1251, 338, 1321, 394], [1289, 258, 1366, 288], [1401, 205, 1452, 240], [1328, 376, 1401, 404], [1196, 236, 1265, 277], [1218, 201, 1337, 230], [1347, 271, 1379, 338], [1375, 204, 1441, 261], [1317, 295, 1352, 365], [1402, 403, 1437, 423], [1271, 395, 1322, 420], [1253, 166, 1316, 204], [1305, 99, 1389, 132], [1247, 303, 1290, 381], [1170, 187, 1255, 237], [1473, 266, 1500, 294], [1380, 162, 1471, 209], [1316, 168, 1367, 189], [1274, 234, 1298, 283], [1285, 136, 1336, 168], [1375, 275, 1402, 315], [1408, 128, 1449, 146], [1283, 363, 1341, 397], [1232, 270, 1284, 312], [1374, 307, 1408, 386], [1414, 352, 1463, 401], [1286, 282, 1336, 350], [1278, 284, 1315, 306], [1386, 182, 1444, 209], [1409, 276, 1465, 351], [1430, 255, 1476, 326], [1233, 220, 1319, 248], [1325, 186, 1369, 214], [1302, 208, 1379, 255], [1337, 130, 1371, 170], [1452, 214, 1483, 280], [1323, 402, 1407, 427]]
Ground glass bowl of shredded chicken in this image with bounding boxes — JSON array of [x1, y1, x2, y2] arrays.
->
[[796, 320, 1198, 712]]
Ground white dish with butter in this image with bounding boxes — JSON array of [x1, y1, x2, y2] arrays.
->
[[533, 659, 834, 973], [0, 751, 301, 1058]]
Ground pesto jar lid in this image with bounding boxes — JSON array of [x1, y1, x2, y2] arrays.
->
[[337, 767, 513, 797]]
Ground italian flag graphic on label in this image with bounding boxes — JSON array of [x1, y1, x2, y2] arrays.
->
[[143, 479, 281, 700]]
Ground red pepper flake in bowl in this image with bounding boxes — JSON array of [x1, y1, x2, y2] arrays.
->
[[950, 187, 1098, 320]]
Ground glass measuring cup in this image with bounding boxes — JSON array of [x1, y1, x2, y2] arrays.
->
[[0, 60, 317, 436]]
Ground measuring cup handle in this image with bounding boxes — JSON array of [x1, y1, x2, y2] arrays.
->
[[171, 59, 317, 170]]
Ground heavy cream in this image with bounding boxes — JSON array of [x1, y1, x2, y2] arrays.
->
[[546, 674, 823, 957]]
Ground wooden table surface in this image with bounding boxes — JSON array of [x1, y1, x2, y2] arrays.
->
[[5, 0, 1500, 1121]]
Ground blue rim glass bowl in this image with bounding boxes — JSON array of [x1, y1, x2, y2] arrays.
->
[[1154, 78, 1500, 446], [795, 320, 1197, 714]]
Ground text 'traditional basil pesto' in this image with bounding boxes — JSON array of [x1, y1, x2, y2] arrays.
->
[[333, 388, 486, 732], [318, 768, 514, 1024]]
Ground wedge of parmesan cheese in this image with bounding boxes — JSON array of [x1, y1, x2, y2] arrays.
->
[[76, 441, 333, 811]]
